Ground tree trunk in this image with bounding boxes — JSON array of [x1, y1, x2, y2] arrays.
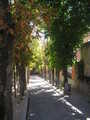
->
[[0, 63, 7, 120], [18, 65, 27, 97], [0, 30, 13, 120], [56, 69, 60, 88], [13, 66, 16, 97], [63, 66, 68, 87], [44, 65, 47, 80], [49, 70, 52, 83], [5, 63, 13, 120], [51, 68, 54, 86], [26, 66, 30, 84], [0, 0, 14, 120], [0, 63, 13, 120]]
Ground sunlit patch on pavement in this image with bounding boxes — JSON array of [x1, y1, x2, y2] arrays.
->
[[72, 112, 76, 116], [87, 118, 90, 120], [58, 96, 83, 115], [30, 76, 83, 115], [30, 113, 36, 117], [28, 75, 90, 120]]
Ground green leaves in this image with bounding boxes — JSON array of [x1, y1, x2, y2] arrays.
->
[[49, 0, 90, 69], [29, 38, 44, 71], [10, 0, 90, 70], [20, 0, 28, 5]]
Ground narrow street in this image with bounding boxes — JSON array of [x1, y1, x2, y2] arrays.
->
[[27, 75, 90, 120]]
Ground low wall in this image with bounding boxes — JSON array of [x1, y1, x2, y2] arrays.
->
[[72, 42, 90, 95], [81, 42, 90, 77], [72, 78, 89, 95]]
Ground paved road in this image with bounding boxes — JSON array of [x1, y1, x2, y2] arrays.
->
[[27, 75, 90, 120]]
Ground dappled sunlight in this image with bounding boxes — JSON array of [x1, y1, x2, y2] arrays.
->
[[30, 112, 36, 117], [51, 92, 60, 97], [29, 75, 90, 119], [33, 89, 46, 95], [29, 76, 64, 97], [27, 77, 48, 89], [57, 96, 83, 115], [45, 89, 55, 93], [87, 118, 90, 120]]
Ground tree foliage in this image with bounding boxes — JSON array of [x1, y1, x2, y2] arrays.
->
[[45, 37, 56, 69], [9, 0, 90, 80], [10, 0, 53, 66], [29, 38, 44, 72], [50, 0, 90, 69]]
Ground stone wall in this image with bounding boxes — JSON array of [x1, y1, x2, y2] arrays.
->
[[81, 42, 90, 77], [72, 42, 90, 95]]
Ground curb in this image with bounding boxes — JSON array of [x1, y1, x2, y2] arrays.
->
[[26, 95, 30, 120]]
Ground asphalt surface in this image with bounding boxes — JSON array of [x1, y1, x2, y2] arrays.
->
[[28, 75, 90, 120]]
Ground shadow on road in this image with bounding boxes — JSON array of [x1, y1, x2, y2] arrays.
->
[[27, 75, 90, 120]]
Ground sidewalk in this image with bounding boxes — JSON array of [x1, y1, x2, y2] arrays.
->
[[28, 75, 90, 120], [13, 91, 29, 120]]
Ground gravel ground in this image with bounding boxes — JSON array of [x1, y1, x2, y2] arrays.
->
[[27, 75, 90, 120]]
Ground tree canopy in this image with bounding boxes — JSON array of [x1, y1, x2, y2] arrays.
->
[[49, 0, 90, 70], [8, 0, 90, 76]]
